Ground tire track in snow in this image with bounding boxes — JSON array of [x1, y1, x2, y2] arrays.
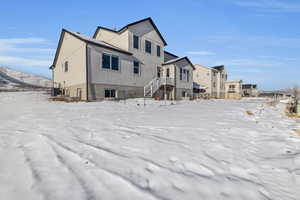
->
[[116, 125, 190, 150], [46, 142, 97, 200], [73, 137, 131, 159], [21, 146, 49, 200], [42, 134, 167, 200]]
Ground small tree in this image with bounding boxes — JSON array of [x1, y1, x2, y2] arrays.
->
[[292, 85, 299, 103], [291, 86, 299, 113]]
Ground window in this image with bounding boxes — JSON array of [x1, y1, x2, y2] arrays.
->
[[229, 85, 236, 93], [105, 89, 116, 98], [102, 54, 120, 71], [133, 35, 139, 49], [64, 61, 68, 72], [213, 82, 216, 88], [157, 66, 161, 78], [102, 54, 110, 69], [133, 61, 140, 74], [145, 40, 152, 54], [166, 68, 170, 77], [111, 56, 119, 71], [180, 68, 183, 80], [182, 91, 186, 97], [157, 45, 161, 57], [187, 70, 189, 82]]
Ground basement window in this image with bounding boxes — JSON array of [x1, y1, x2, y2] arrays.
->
[[104, 89, 116, 98]]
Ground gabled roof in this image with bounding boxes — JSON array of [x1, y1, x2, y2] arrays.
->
[[162, 57, 195, 70], [164, 51, 179, 58], [51, 29, 132, 69], [93, 17, 168, 46], [212, 65, 225, 71]]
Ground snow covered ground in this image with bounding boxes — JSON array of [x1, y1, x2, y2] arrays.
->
[[1, 92, 300, 200]]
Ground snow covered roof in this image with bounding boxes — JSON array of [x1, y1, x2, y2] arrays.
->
[[162, 57, 195, 69]]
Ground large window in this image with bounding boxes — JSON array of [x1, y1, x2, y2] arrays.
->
[[102, 54, 110, 69], [157, 45, 161, 57], [145, 40, 152, 54], [102, 53, 120, 71], [133, 35, 139, 49], [166, 68, 170, 77], [133, 61, 140, 75], [64, 61, 68, 72], [111, 56, 119, 71]]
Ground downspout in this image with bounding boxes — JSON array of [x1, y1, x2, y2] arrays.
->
[[85, 43, 89, 102]]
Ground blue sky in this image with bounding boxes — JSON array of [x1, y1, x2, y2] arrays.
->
[[0, 0, 299, 90]]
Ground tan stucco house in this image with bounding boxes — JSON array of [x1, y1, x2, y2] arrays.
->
[[193, 64, 227, 98], [50, 18, 194, 101], [225, 80, 243, 99]]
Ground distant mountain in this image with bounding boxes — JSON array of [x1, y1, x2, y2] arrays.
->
[[0, 66, 52, 90]]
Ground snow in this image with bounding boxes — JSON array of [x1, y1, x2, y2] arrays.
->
[[0, 66, 51, 88], [1, 92, 300, 200]]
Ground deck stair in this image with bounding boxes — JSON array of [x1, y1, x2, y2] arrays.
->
[[144, 77, 175, 97]]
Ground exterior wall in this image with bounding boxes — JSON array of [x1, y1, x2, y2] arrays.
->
[[174, 59, 193, 91], [88, 44, 149, 86], [176, 88, 193, 100], [210, 70, 218, 98], [216, 69, 227, 98], [127, 21, 165, 85], [193, 64, 227, 99], [64, 83, 86, 100], [225, 81, 242, 99], [53, 32, 87, 100], [242, 85, 258, 97], [94, 29, 129, 51], [193, 65, 218, 97], [89, 83, 143, 100], [161, 60, 193, 100]]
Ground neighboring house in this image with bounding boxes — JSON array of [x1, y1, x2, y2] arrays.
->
[[212, 65, 227, 99], [225, 80, 243, 99], [242, 84, 258, 97], [193, 64, 227, 98], [50, 18, 194, 101]]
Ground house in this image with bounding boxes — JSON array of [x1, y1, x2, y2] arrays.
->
[[50, 18, 194, 101], [193, 64, 227, 98], [225, 80, 243, 100], [242, 84, 258, 97]]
